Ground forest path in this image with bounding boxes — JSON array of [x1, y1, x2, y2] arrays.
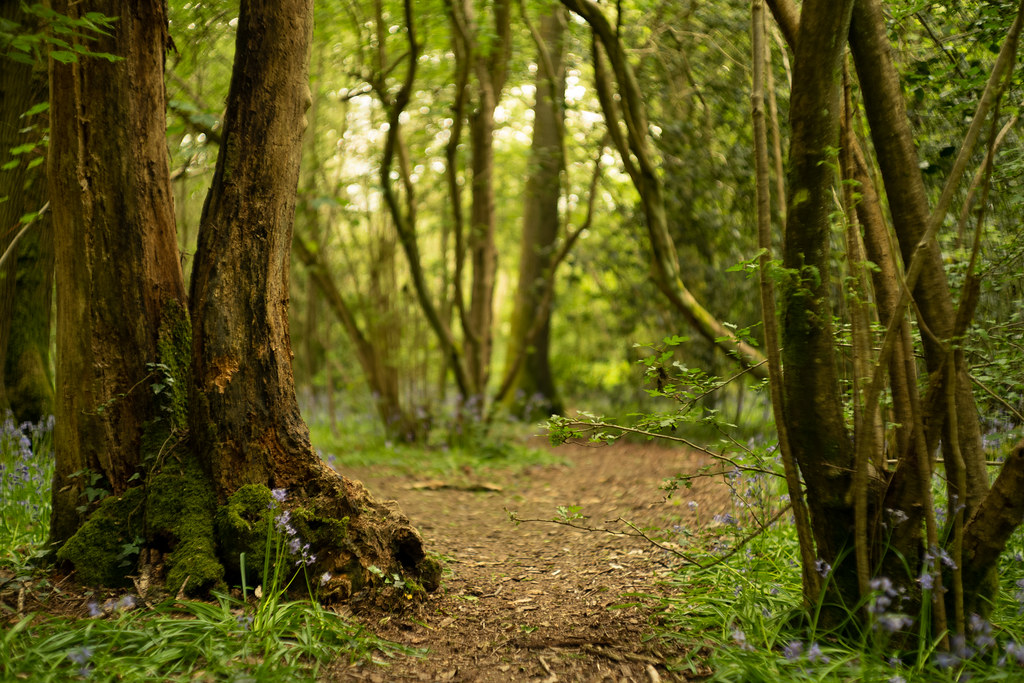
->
[[331, 441, 731, 682]]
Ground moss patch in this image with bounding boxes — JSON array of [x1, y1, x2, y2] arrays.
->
[[56, 488, 146, 587], [146, 459, 223, 595], [215, 484, 276, 586]]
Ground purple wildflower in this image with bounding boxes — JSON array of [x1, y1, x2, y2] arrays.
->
[[783, 641, 803, 661], [806, 642, 828, 664], [1005, 641, 1024, 666], [814, 559, 831, 578], [732, 628, 754, 651]]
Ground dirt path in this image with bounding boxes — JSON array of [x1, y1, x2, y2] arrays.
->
[[330, 442, 731, 682]]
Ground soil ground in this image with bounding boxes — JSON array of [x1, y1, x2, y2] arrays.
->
[[330, 441, 732, 682]]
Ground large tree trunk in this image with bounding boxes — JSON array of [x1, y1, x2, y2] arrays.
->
[[0, 2, 54, 423], [47, 0, 438, 600], [47, 0, 188, 550], [502, 6, 566, 420], [189, 0, 438, 598]]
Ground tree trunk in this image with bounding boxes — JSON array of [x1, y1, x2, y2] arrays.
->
[[780, 0, 858, 617], [502, 6, 566, 420], [463, 0, 512, 404], [47, 0, 438, 600], [848, 0, 988, 514], [189, 0, 438, 597], [0, 2, 54, 423], [47, 0, 188, 550]]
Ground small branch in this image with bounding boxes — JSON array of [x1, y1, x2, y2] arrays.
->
[[507, 509, 705, 567], [0, 202, 49, 270], [556, 419, 782, 478]]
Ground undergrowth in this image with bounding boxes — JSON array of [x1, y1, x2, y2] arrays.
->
[[630, 429, 1024, 683], [0, 413, 420, 682]]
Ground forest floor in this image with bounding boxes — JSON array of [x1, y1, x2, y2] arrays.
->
[[329, 440, 733, 682]]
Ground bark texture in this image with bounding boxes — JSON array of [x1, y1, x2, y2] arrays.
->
[[47, 0, 187, 548]]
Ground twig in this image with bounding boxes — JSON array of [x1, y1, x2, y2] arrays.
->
[[0, 202, 49, 270], [559, 420, 781, 478], [689, 504, 792, 572], [507, 509, 706, 567]]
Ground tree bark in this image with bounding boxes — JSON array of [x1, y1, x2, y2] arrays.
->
[[46, 0, 438, 599], [849, 0, 988, 514], [190, 0, 437, 597], [464, 0, 513, 402], [47, 0, 188, 549]]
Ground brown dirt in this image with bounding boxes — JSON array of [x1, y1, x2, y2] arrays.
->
[[330, 441, 733, 682]]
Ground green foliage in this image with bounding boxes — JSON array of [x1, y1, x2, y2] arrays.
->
[[0, 592, 416, 681], [308, 415, 564, 482], [640, 439, 1024, 681], [0, 5, 120, 65]]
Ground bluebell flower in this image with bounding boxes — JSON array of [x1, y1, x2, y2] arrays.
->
[[814, 559, 831, 578], [806, 642, 828, 663], [1004, 641, 1024, 666], [732, 628, 754, 651], [783, 641, 803, 660]]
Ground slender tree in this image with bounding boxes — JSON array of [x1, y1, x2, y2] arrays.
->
[[502, 3, 567, 420]]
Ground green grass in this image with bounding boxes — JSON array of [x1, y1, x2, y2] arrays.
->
[[1, 592, 418, 682], [308, 416, 565, 480]]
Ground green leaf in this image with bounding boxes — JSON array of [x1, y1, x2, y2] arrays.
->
[[20, 100, 48, 118], [10, 143, 35, 156], [1, 160, 19, 171], [50, 50, 78, 64]]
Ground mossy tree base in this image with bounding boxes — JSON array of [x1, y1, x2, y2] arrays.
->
[[218, 465, 440, 603]]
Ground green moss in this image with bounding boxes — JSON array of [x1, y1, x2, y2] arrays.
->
[[215, 484, 275, 585], [153, 299, 192, 432], [56, 488, 146, 587], [417, 554, 443, 592], [146, 458, 223, 595]]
